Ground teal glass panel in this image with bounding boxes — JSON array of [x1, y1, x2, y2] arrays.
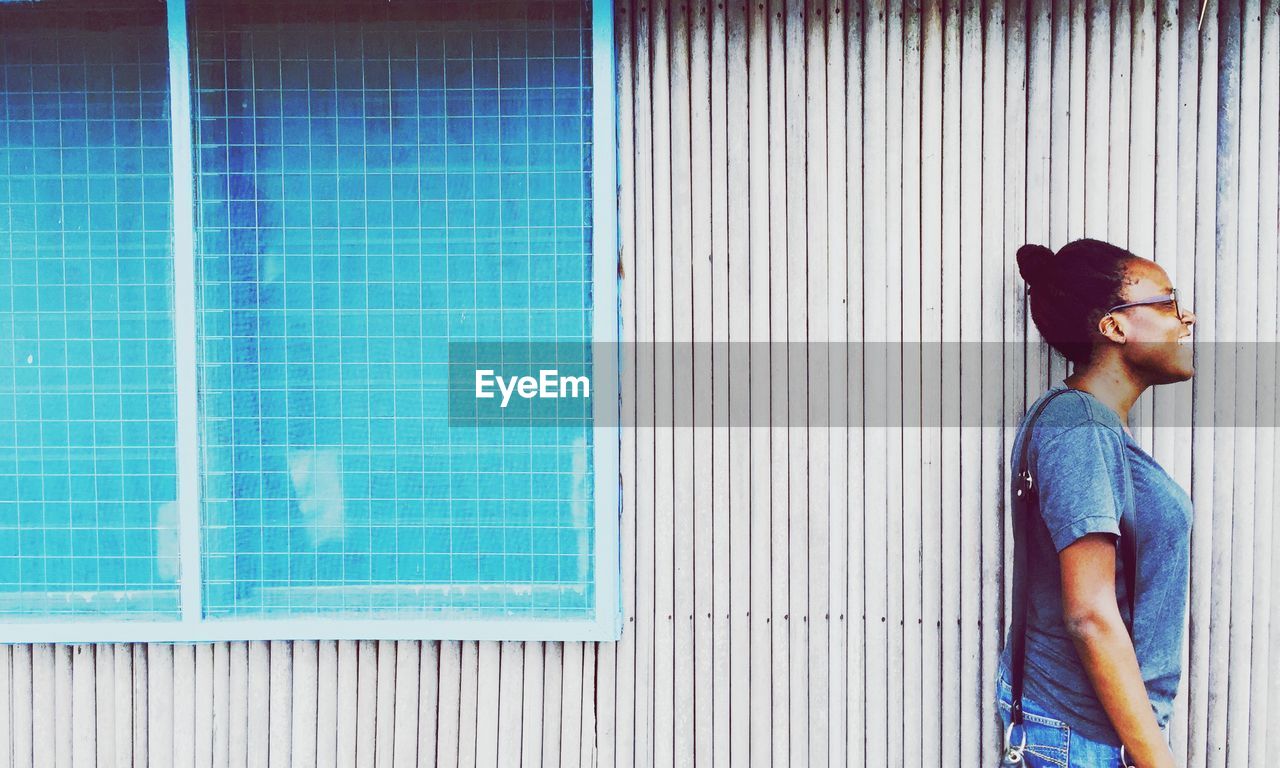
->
[[189, 1, 595, 619], [0, 1, 179, 618]]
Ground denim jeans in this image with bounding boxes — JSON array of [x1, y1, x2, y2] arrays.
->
[[996, 669, 1170, 767]]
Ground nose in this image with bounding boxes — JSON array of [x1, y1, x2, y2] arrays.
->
[[1181, 307, 1196, 326]]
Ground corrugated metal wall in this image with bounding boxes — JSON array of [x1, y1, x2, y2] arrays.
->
[[3, 1, 1279, 766]]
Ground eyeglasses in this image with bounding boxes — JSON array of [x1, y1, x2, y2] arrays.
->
[[1105, 288, 1182, 319]]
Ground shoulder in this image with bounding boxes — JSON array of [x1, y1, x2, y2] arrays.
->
[[1021, 390, 1133, 546], [1024, 389, 1126, 456]]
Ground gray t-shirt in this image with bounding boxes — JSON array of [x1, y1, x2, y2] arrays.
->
[[997, 382, 1193, 746]]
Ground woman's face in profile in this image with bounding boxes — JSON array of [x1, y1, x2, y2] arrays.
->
[[1109, 259, 1197, 384]]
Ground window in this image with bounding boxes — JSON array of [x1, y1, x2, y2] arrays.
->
[[0, 0, 619, 641], [0, 0, 180, 620]]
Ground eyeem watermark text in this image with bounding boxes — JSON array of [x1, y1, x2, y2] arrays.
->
[[450, 341, 1280, 427], [475, 369, 591, 407]]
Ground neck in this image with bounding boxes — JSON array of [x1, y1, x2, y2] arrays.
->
[[1063, 364, 1147, 425]]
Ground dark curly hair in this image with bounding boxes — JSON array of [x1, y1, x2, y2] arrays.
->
[[1016, 238, 1137, 366]]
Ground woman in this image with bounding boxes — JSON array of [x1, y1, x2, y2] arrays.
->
[[996, 239, 1196, 768]]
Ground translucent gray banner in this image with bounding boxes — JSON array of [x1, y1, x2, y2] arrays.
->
[[447, 342, 1280, 428]]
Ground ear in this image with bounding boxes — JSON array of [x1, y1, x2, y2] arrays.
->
[[1097, 312, 1127, 344]]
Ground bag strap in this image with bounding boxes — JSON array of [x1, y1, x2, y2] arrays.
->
[[1009, 387, 1138, 729]]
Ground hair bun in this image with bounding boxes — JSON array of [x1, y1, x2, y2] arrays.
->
[[1016, 243, 1054, 287]]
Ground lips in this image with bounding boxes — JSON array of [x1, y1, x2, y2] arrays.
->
[[1177, 335, 1192, 346]]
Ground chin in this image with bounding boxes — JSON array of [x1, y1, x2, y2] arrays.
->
[[1140, 344, 1194, 383], [1150, 369, 1193, 385], [1166, 358, 1195, 382], [1164, 343, 1195, 382], [1145, 357, 1194, 384]]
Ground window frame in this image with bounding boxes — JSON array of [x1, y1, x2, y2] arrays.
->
[[2, 0, 621, 643]]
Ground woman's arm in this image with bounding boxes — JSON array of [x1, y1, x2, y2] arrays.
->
[[1059, 533, 1175, 768]]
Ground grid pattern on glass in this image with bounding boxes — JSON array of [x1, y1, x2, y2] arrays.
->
[[190, 0, 595, 618], [0, 1, 179, 618]]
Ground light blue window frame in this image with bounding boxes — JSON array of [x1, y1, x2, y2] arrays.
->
[[2, 0, 621, 643]]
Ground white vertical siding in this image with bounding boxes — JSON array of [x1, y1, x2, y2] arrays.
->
[[3, 1, 1279, 766]]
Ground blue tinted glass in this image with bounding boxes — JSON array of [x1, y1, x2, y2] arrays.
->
[[0, 1, 179, 618], [190, 0, 595, 619]]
